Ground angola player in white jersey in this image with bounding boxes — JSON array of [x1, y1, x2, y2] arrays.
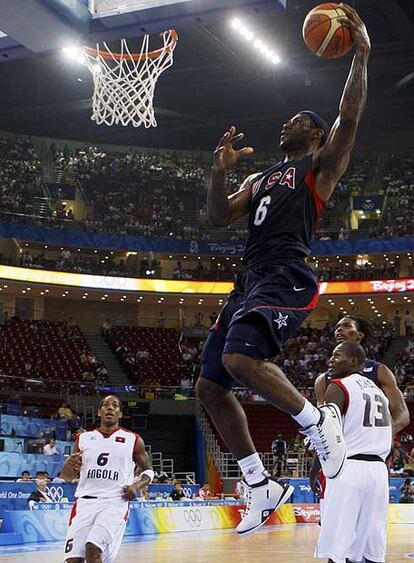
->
[[315, 342, 392, 563], [60, 395, 154, 563]]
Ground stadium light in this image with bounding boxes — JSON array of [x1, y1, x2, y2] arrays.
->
[[62, 46, 86, 65], [229, 17, 281, 65]]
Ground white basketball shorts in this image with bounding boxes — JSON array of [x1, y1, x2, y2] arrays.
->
[[64, 497, 129, 562], [315, 459, 389, 563]]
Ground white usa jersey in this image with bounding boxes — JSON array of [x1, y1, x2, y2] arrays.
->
[[331, 373, 392, 461], [75, 427, 138, 499]]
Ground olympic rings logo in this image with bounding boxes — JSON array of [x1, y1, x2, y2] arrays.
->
[[46, 486, 64, 502], [183, 508, 202, 528], [182, 487, 192, 498]]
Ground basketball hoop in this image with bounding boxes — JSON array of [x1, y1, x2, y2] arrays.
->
[[81, 30, 178, 128]]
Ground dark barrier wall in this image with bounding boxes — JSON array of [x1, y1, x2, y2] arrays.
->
[[1, 222, 413, 257]]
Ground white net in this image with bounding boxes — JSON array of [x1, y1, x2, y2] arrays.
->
[[81, 30, 178, 128]]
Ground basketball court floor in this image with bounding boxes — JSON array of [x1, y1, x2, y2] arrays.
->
[[0, 524, 412, 562]]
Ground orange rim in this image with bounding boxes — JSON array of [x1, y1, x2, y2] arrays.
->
[[83, 30, 178, 62]]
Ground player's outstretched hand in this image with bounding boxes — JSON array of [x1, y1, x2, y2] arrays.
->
[[212, 126, 254, 172], [122, 485, 137, 501], [338, 3, 371, 54]]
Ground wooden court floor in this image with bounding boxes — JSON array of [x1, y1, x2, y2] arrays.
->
[[0, 524, 412, 562]]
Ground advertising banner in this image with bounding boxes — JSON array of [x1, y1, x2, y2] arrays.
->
[[2, 500, 413, 545], [1, 264, 414, 296], [0, 482, 199, 514]]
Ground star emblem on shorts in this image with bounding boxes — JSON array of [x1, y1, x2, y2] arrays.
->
[[273, 312, 289, 329]]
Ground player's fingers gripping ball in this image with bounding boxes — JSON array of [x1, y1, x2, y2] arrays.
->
[[303, 3, 353, 59]]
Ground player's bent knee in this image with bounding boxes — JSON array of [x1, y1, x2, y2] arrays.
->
[[222, 353, 254, 383], [196, 378, 225, 406]]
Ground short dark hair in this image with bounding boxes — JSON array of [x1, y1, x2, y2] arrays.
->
[[21, 470, 30, 476], [339, 342, 366, 369], [346, 316, 374, 346], [98, 395, 122, 410]]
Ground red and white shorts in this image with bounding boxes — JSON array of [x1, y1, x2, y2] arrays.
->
[[64, 497, 128, 562]]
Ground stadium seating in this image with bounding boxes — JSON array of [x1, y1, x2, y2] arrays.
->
[[107, 326, 191, 386], [1, 136, 405, 243], [0, 319, 108, 393]]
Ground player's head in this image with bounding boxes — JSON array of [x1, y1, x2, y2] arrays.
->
[[329, 342, 366, 378], [98, 395, 122, 426], [334, 316, 373, 346], [280, 111, 328, 153]]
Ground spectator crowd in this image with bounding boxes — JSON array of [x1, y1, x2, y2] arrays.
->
[[3, 136, 413, 243]]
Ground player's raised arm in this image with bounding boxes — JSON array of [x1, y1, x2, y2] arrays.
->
[[377, 364, 410, 434], [314, 3, 371, 201], [208, 125, 255, 227]]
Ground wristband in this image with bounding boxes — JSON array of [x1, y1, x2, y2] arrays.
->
[[141, 469, 155, 483]]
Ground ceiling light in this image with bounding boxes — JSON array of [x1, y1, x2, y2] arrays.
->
[[62, 46, 86, 65]]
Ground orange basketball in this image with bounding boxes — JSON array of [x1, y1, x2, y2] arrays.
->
[[302, 3, 353, 59]]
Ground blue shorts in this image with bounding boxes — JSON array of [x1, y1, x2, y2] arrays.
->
[[200, 260, 319, 390]]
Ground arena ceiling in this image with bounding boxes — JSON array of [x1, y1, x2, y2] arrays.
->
[[0, 0, 413, 152]]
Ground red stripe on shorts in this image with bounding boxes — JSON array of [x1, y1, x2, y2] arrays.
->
[[68, 501, 77, 526]]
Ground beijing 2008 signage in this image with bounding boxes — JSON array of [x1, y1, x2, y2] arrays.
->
[[0, 265, 413, 296], [319, 278, 414, 295]]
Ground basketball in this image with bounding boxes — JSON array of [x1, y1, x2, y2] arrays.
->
[[302, 3, 353, 59]]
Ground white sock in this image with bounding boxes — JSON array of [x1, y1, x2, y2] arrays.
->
[[238, 452, 267, 486], [292, 399, 321, 428]]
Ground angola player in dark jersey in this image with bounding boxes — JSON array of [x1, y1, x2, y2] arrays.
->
[[316, 316, 409, 434], [309, 315, 409, 498], [196, 3, 372, 535]]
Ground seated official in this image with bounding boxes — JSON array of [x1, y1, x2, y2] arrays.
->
[[169, 481, 186, 501], [28, 479, 53, 509]]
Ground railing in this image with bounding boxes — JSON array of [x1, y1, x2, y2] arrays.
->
[[195, 403, 311, 478]]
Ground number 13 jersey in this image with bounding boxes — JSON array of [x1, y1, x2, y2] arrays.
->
[[331, 374, 392, 461], [75, 428, 138, 499]]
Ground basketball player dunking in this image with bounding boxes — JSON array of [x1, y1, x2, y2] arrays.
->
[[197, 3, 372, 535], [315, 342, 392, 563], [61, 395, 153, 563], [310, 316, 409, 497]]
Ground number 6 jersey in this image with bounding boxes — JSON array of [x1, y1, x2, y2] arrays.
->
[[330, 373, 392, 461], [74, 427, 139, 499], [243, 154, 324, 267]]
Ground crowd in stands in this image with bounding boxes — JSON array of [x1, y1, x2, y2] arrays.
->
[[0, 136, 399, 243], [0, 317, 108, 394], [372, 155, 414, 239], [0, 137, 43, 217], [8, 244, 408, 283], [315, 258, 401, 282], [395, 338, 414, 402]]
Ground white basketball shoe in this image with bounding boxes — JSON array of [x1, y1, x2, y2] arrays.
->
[[236, 476, 294, 536], [301, 402, 346, 479]]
